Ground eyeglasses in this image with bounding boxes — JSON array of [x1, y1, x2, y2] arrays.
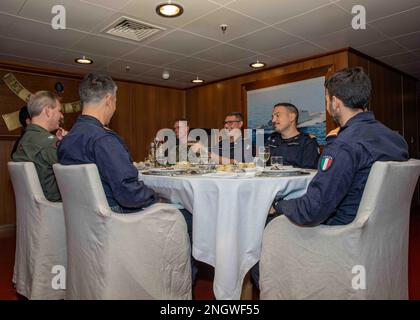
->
[[224, 120, 241, 125]]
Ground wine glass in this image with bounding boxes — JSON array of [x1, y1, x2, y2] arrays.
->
[[258, 146, 270, 168], [155, 145, 167, 167]]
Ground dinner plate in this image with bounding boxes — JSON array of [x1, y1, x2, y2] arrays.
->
[[263, 166, 299, 172], [243, 167, 258, 173], [267, 165, 295, 170], [259, 169, 310, 177], [202, 172, 240, 178], [145, 168, 188, 175]]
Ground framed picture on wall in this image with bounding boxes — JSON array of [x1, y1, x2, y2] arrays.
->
[[242, 66, 335, 146]]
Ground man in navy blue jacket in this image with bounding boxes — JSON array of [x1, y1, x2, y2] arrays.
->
[[58, 72, 197, 284], [266, 102, 320, 169], [251, 66, 409, 288], [272, 67, 409, 226], [58, 73, 157, 212]]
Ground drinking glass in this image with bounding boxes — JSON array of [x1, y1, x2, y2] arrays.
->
[[155, 146, 167, 166], [259, 146, 270, 168], [271, 156, 283, 167]]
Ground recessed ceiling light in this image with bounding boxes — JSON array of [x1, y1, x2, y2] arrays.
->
[[75, 56, 93, 64], [156, 1, 183, 18], [191, 76, 204, 84], [162, 70, 170, 80], [250, 60, 266, 68]]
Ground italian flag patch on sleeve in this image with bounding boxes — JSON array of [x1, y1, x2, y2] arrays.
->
[[320, 156, 333, 171]]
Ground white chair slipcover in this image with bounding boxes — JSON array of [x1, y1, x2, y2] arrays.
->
[[8, 162, 66, 300], [53, 163, 191, 300], [260, 160, 420, 300]]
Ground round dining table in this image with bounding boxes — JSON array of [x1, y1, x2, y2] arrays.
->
[[139, 170, 315, 300]]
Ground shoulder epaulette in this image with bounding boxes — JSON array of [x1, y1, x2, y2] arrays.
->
[[104, 126, 115, 133], [326, 127, 340, 138]]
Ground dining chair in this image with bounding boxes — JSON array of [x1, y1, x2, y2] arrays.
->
[[260, 160, 420, 299], [8, 162, 66, 299], [53, 163, 192, 299]]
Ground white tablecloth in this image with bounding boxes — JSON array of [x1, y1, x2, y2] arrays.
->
[[139, 172, 315, 300]]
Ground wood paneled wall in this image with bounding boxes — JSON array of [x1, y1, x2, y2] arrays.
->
[[109, 80, 186, 161], [369, 63, 403, 133], [0, 139, 16, 227], [187, 48, 418, 206], [348, 50, 419, 156], [131, 83, 185, 161], [0, 64, 185, 228], [402, 77, 419, 159], [186, 50, 349, 132], [348, 50, 419, 207], [0, 48, 418, 228], [0, 69, 81, 136]]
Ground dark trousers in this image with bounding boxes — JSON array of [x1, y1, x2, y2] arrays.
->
[[179, 209, 198, 286]]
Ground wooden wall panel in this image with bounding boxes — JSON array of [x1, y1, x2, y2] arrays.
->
[[0, 64, 185, 228], [0, 50, 416, 227], [349, 50, 420, 209], [416, 81, 420, 208], [403, 77, 419, 208], [369, 62, 403, 134], [402, 77, 420, 208], [109, 81, 134, 153], [348, 51, 369, 74], [0, 68, 81, 136], [348, 50, 419, 137], [0, 139, 16, 226], [132, 84, 185, 162], [186, 50, 349, 132], [402, 76, 419, 159]]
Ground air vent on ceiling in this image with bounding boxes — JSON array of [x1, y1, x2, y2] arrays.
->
[[102, 16, 166, 42]]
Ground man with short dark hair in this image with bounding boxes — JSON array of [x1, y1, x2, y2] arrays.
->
[[272, 67, 409, 226], [210, 112, 253, 164], [58, 73, 198, 284], [267, 102, 319, 169], [12, 91, 66, 202], [251, 67, 409, 288], [58, 73, 157, 212]]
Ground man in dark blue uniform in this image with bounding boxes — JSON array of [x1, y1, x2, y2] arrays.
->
[[272, 67, 408, 226], [251, 67, 409, 288], [210, 112, 253, 164], [58, 74, 157, 213], [58, 73, 157, 212], [266, 102, 319, 169], [58, 72, 197, 283]]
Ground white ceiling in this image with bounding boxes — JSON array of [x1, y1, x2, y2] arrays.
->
[[0, 0, 419, 89]]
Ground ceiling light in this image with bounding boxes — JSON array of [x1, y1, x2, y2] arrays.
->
[[191, 76, 204, 84], [75, 56, 93, 64], [156, 1, 183, 18], [162, 70, 170, 80], [250, 60, 266, 68]]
